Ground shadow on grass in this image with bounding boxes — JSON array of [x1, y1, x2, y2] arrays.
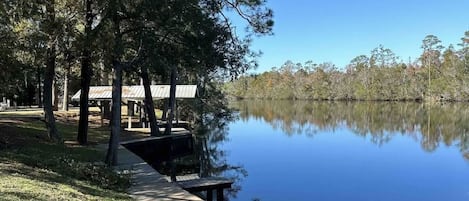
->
[[0, 119, 132, 200], [0, 118, 119, 147], [2, 191, 49, 201], [1, 147, 130, 200]]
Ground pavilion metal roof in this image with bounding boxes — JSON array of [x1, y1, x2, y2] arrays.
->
[[71, 85, 197, 101]]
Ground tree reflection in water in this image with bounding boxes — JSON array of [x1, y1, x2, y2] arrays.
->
[[154, 94, 247, 200], [232, 100, 469, 160]]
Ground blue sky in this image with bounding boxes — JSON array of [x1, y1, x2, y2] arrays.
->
[[232, 0, 469, 72]]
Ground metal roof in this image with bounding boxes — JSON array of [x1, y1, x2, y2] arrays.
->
[[71, 85, 197, 101]]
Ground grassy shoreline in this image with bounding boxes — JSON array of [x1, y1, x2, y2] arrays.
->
[[0, 110, 141, 201]]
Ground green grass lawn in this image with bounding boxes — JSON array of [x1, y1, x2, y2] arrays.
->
[[0, 110, 134, 201]]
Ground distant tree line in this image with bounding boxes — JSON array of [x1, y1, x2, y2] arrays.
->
[[224, 33, 469, 101]]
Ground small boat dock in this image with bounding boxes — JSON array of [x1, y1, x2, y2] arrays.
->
[[119, 136, 234, 201]]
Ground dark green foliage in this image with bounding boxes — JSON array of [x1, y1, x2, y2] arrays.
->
[[0, 0, 274, 109]]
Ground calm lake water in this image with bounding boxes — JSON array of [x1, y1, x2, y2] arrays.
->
[[160, 100, 469, 201]]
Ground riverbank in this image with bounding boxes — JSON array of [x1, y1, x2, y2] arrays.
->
[[0, 112, 141, 200]]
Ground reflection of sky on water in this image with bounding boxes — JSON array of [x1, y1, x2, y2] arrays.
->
[[221, 101, 469, 201]]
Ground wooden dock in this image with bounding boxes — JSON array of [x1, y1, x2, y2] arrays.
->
[[162, 174, 233, 201], [118, 134, 234, 201], [100, 144, 203, 201], [178, 177, 233, 201], [120, 132, 191, 145], [121, 133, 194, 162], [157, 120, 191, 129], [124, 127, 190, 134]]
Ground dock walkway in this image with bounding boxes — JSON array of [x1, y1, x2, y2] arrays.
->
[[112, 145, 203, 201], [124, 127, 190, 134]]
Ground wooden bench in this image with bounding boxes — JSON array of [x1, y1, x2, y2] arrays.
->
[[177, 177, 233, 201]]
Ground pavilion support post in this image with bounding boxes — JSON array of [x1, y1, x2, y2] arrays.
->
[[99, 101, 104, 127], [138, 101, 143, 126], [128, 116, 132, 129], [216, 188, 224, 201], [175, 99, 179, 124], [206, 190, 213, 201], [162, 99, 168, 120], [141, 101, 147, 128]]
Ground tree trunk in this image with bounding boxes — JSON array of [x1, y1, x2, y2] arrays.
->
[[105, 9, 122, 166], [164, 65, 177, 135], [44, 54, 60, 142], [36, 66, 42, 107], [62, 45, 73, 111], [77, 0, 93, 145], [105, 62, 122, 166], [53, 80, 58, 111], [62, 65, 69, 111], [43, 0, 61, 142], [141, 65, 161, 136]]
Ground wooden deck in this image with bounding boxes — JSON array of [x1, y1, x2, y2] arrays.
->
[[121, 132, 194, 162], [157, 120, 189, 124], [117, 131, 233, 201], [177, 177, 233, 201], [124, 127, 190, 134], [120, 132, 192, 145], [97, 144, 203, 201], [164, 174, 200, 182], [157, 120, 191, 129]]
